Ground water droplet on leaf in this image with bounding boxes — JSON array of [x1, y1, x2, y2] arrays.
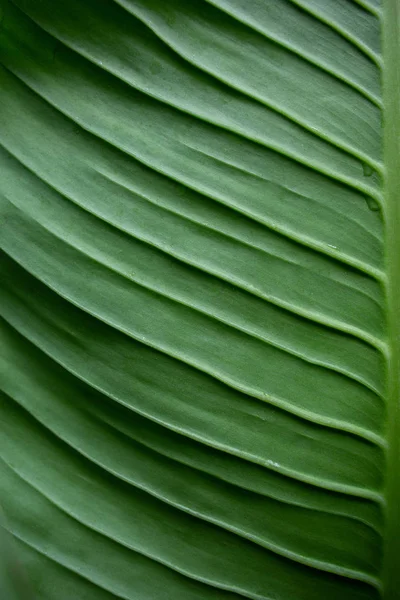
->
[[365, 197, 380, 211], [363, 163, 374, 177]]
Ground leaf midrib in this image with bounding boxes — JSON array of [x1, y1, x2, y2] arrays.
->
[[382, 0, 400, 597]]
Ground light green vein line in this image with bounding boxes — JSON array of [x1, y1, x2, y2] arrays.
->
[[1, 258, 388, 457], [204, 0, 382, 107], [13, 2, 380, 155], [1, 313, 386, 534], [1, 196, 389, 400], [0, 137, 387, 351], [2, 153, 385, 309], [288, 0, 382, 65], [0, 460, 270, 600], [0, 310, 385, 500], [1, 184, 384, 397], [8, 534, 217, 600], [3, 384, 384, 538], [11, 2, 382, 184], [0, 329, 384, 533], [6, 535, 126, 600], [0, 19, 384, 208], [90, 408, 384, 535], [0, 127, 386, 283], [0, 443, 382, 591], [6, 523, 247, 600], [0, 136, 384, 284], [0, 63, 384, 211], [169, 143, 385, 272], [113, 0, 384, 174], [352, 0, 382, 18]]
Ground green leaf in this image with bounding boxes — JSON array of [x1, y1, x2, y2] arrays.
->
[[0, 506, 35, 600], [0, 0, 398, 598]]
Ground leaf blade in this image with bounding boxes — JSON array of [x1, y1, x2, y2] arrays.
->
[[0, 0, 393, 597]]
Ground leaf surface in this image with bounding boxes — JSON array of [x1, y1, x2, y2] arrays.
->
[[0, 0, 398, 598]]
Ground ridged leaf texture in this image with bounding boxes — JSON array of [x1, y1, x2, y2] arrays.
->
[[0, 0, 399, 598]]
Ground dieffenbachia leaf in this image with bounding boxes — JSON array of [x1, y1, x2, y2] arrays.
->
[[0, 0, 399, 598]]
